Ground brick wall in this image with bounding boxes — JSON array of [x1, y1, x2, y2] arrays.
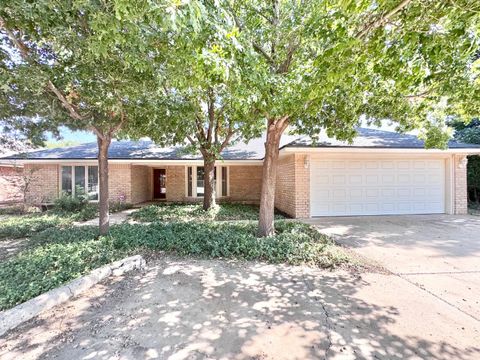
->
[[229, 165, 263, 203], [24, 164, 59, 204], [131, 165, 151, 204], [275, 154, 310, 218], [108, 164, 132, 203], [165, 166, 185, 202], [454, 155, 468, 215]]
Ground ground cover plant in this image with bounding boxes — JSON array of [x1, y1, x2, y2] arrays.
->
[[130, 203, 285, 222], [0, 220, 349, 310]]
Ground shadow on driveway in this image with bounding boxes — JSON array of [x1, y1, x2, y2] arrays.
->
[[1, 257, 478, 360]]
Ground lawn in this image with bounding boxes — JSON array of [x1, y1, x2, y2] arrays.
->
[[0, 203, 352, 310]]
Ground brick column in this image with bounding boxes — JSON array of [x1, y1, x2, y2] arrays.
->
[[454, 155, 468, 215], [294, 154, 310, 218]]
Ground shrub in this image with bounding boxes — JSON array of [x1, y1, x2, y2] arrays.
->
[[53, 191, 90, 213], [0, 205, 25, 215], [109, 201, 132, 213]]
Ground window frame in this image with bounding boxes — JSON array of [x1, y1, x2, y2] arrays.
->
[[185, 165, 229, 198], [59, 165, 99, 201]]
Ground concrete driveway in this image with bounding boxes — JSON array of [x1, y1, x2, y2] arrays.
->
[[1, 257, 479, 360], [305, 215, 480, 322]]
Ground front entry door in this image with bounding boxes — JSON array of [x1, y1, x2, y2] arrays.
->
[[153, 169, 166, 199]]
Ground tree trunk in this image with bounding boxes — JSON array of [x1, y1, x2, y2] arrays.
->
[[257, 117, 289, 237], [97, 135, 111, 235], [203, 156, 216, 211]]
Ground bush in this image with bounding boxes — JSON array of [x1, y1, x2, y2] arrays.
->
[[109, 200, 132, 213], [0, 205, 25, 215], [0, 220, 349, 310], [53, 192, 89, 213]]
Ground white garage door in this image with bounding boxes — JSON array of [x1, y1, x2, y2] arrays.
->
[[310, 158, 445, 216]]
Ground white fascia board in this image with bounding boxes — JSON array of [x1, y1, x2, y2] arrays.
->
[[281, 147, 480, 155]]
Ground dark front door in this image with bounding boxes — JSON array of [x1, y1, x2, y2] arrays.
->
[[153, 169, 166, 199]]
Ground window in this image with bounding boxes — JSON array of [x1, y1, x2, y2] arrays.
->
[[88, 166, 99, 200], [61, 166, 72, 195], [61, 165, 98, 200], [221, 166, 228, 197], [186, 166, 228, 198], [75, 166, 85, 194], [187, 167, 193, 197], [196, 167, 205, 197]]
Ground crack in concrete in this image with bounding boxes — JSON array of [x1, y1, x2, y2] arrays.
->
[[396, 273, 480, 323], [397, 270, 480, 276], [302, 272, 333, 360]]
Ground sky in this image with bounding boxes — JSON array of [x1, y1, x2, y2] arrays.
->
[[47, 126, 96, 143], [48, 119, 409, 145]]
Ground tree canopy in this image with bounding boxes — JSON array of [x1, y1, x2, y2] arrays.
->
[[208, 0, 480, 235], [0, 0, 182, 233]]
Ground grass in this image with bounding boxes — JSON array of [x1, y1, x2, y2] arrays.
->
[[130, 203, 285, 222], [0, 220, 349, 310]]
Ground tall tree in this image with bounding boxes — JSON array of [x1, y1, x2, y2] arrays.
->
[[223, 0, 480, 236], [0, 0, 181, 234], [134, 3, 258, 210]]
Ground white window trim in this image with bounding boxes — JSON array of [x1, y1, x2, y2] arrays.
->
[[59, 165, 99, 202], [186, 165, 229, 198]]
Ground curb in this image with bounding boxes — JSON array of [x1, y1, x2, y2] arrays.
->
[[0, 255, 145, 337]]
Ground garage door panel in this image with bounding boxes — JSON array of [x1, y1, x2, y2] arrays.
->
[[310, 158, 445, 216]]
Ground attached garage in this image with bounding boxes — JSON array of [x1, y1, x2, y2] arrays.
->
[[310, 157, 446, 216]]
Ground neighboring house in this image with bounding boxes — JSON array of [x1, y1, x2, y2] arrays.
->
[[0, 164, 23, 204], [2, 128, 480, 218]]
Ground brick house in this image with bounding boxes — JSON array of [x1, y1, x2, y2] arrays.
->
[[2, 128, 479, 218]]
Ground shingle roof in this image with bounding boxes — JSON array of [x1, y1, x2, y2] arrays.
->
[[2, 128, 479, 161], [283, 128, 480, 149]]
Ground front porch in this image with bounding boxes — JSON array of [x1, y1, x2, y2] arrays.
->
[[111, 163, 263, 205]]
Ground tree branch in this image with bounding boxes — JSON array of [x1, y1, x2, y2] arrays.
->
[[253, 43, 275, 66], [46, 81, 86, 121], [220, 127, 235, 151], [0, 16, 89, 122], [356, 0, 413, 39], [206, 88, 214, 143], [186, 134, 196, 145]]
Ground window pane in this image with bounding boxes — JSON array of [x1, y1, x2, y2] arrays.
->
[[187, 167, 192, 197], [88, 166, 99, 200], [61, 166, 72, 195], [196, 166, 204, 197], [74, 166, 85, 195], [222, 166, 227, 197]]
